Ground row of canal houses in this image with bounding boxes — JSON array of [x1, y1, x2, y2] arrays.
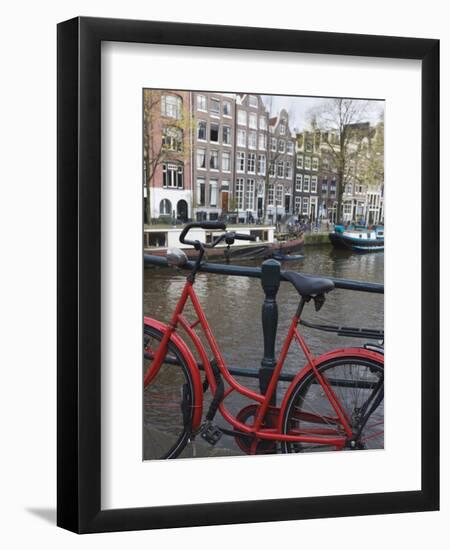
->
[[143, 90, 384, 226]]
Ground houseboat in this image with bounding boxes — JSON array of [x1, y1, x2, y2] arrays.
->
[[144, 225, 304, 261], [329, 225, 384, 253]]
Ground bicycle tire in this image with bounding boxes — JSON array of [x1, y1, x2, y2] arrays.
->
[[281, 355, 384, 453], [143, 324, 194, 459]]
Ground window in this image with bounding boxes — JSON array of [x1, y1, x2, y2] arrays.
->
[[197, 148, 206, 169], [322, 158, 329, 170], [222, 151, 231, 172], [303, 175, 310, 192], [276, 184, 283, 206], [278, 140, 285, 153], [312, 157, 319, 171], [296, 155, 303, 169], [258, 133, 267, 150], [161, 94, 182, 119], [162, 163, 183, 188], [279, 123, 286, 135], [302, 197, 309, 214], [311, 176, 318, 193], [210, 150, 219, 170], [286, 141, 294, 155], [223, 100, 232, 116], [246, 179, 255, 210], [248, 95, 258, 107], [197, 95, 206, 111], [257, 154, 266, 175], [304, 156, 311, 170], [159, 199, 172, 216], [162, 126, 183, 151], [210, 179, 218, 207], [238, 110, 247, 126], [247, 153, 256, 173], [197, 120, 207, 141], [236, 178, 245, 209], [285, 161, 292, 179], [294, 196, 301, 214], [223, 125, 231, 145], [277, 161, 284, 178], [236, 151, 245, 172], [210, 123, 219, 142], [269, 162, 276, 177], [259, 116, 267, 130], [210, 98, 220, 116], [268, 185, 274, 205], [248, 131, 257, 149], [249, 113, 257, 129], [305, 141, 313, 152], [346, 184, 352, 194], [237, 129, 246, 147], [295, 174, 303, 192], [271, 138, 277, 152], [197, 178, 205, 206]]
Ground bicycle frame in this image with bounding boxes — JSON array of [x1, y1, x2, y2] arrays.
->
[[145, 277, 383, 451]]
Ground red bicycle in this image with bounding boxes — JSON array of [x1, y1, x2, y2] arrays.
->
[[143, 222, 384, 459]]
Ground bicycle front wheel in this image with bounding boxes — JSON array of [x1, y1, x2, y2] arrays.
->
[[143, 324, 194, 459], [281, 356, 384, 453]]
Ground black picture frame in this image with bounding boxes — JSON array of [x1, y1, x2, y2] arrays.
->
[[57, 16, 439, 533]]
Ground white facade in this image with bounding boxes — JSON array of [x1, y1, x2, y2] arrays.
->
[[150, 187, 192, 220]]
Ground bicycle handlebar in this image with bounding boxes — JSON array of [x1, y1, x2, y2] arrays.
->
[[179, 221, 227, 247], [231, 232, 257, 242]]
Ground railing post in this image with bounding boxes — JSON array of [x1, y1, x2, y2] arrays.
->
[[259, 259, 281, 403]]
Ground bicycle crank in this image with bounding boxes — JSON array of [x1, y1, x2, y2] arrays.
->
[[234, 405, 279, 455]]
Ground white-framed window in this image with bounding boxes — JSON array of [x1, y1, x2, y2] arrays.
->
[[296, 155, 303, 169], [197, 120, 207, 141], [248, 131, 257, 149], [238, 110, 247, 126], [302, 197, 309, 214], [223, 100, 232, 116], [285, 161, 292, 179], [210, 98, 220, 116], [247, 153, 256, 173], [286, 141, 294, 155], [248, 95, 258, 108], [210, 123, 219, 142], [161, 94, 182, 119], [196, 148, 206, 169], [322, 158, 329, 170], [271, 138, 277, 152], [275, 184, 283, 206], [303, 175, 310, 192], [210, 150, 219, 170], [249, 113, 257, 129], [237, 129, 246, 147], [295, 174, 303, 192], [236, 152, 245, 172], [269, 162, 276, 177], [268, 184, 274, 205], [304, 156, 311, 170], [196, 95, 206, 111], [344, 202, 352, 215], [222, 151, 231, 172], [162, 126, 183, 151], [159, 199, 172, 215], [278, 140, 285, 153], [235, 178, 245, 209], [258, 133, 267, 150], [259, 116, 267, 130], [311, 176, 318, 193], [346, 184, 352, 194], [197, 177, 206, 206], [277, 161, 284, 178], [162, 162, 184, 188], [222, 125, 231, 145], [210, 179, 218, 207], [257, 154, 266, 175], [294, 196, 301, 214], [279, 123, 286, 135], [312, 157, 319, 171], [246, 178, 255, 210]]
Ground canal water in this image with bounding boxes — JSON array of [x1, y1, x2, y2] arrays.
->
[[143, 245, 384, 456]]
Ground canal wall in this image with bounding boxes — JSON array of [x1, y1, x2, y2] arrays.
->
[[303, 232, 331, 246]]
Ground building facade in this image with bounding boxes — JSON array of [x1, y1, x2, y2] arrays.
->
[[294, 130, 321, 221], [191, 92, 236, 221], [234, 94, 270, 222]]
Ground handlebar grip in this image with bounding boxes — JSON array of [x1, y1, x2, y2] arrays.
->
[[234, 232, 257, 242], [179, 221, 227, 245]]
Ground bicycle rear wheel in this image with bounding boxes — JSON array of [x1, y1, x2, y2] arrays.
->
[[281, 356, 384, 453], [143, 324, 194, 459]]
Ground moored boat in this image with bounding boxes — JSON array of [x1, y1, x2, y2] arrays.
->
[[329, 225, 384, 253]]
